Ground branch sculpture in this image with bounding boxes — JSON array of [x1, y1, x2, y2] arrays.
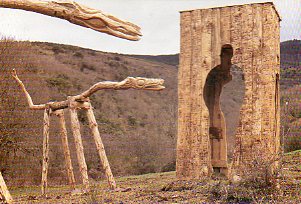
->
[[12, 69, 165, 195], [12, 69, 164, 110], [0, 0, 142, 41]]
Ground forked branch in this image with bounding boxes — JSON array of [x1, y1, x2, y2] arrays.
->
[[0, 0, 142, 41]]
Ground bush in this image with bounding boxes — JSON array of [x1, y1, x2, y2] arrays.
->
[[161, 161, 176, 172], [237, 142, 281, 188], [81, 62, 96, 72], [285, 135, 301, 152], [52, 45, 63, 54], [46, 74, 71, 91], [127, 116, 137, 126], [73, 52, 83, 58]]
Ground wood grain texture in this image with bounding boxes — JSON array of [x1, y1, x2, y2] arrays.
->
[[86, 102, 116, 189], [0, 0, 141, 41], [53, 110, 76, 190], [41, 108, 51, 195], [176, 11, 193, 179], [69, 99, 90, 191], [177, 2, 280, 180]]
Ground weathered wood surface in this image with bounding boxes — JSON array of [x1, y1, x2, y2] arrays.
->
[[12, 69, 46, 110], [177, 2, 281, 180], [176, 11, 193, 179], [69, 98, 90, 191], [86, 102, 116, 189], [12, 70, 165, 111], [41, 108, 51, 195], [0, 0, 141, 41], [0, 172, 13, 204], [53, 110, 76, 190]]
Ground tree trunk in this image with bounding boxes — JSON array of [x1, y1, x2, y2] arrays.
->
[[41, 108, 50, 195], [86, 102, 116, 189], [54, 110, 76, 190], [0, 172, 13, 204], [69, 100, 89, 191]]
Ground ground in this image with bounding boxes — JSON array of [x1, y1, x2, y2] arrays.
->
[[6, 150, 300, 203]]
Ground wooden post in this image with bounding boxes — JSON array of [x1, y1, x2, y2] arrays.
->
[[69, 98, 89, 191], [0, 172, 13, 204], [41, 108, 51, 195], [86, 102, 117, 189], [53, 110, 76, 190]]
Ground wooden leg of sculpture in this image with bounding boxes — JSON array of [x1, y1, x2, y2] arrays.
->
[[86, 102, 117, 189], [69, 104, 89, 191], [0, 172, 13, 204], [42, 108, 50, 196], [56, 110, 76, 190]]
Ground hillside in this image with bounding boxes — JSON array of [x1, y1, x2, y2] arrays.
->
[[0, 41, 178, 186], [281, 39, 301, 68], [280, 40, 301, 88], [128, 54, 179, 67], [1, 39, 300, 188]]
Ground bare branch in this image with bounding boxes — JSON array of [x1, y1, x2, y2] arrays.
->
[[0, 0, 142, 41], [11, 69, 46, 110]]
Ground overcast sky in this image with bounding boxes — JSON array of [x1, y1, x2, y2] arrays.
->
[[0, 0, 300, 55]]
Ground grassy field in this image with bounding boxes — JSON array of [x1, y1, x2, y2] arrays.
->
[[7, 150, 300, 203]]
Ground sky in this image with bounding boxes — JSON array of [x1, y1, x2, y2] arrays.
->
[[0, 0, 300, 55]]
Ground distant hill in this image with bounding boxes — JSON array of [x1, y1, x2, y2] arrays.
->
[[129, 54, 179, 67], [128, 39, 301, 70], [281, 39, 301, 68], [280, 40, 301, 88]]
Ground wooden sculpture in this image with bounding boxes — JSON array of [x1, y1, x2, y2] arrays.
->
[[0, 0, 141, 41], [0, 1, 142, 201], [12, 69, 165, 195], [177, 2, 280, 180]]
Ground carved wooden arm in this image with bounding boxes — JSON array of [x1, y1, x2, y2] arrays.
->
[[12, 69, 46, 110], [12, 69, 164, 111], [0, 0, 142, 41]]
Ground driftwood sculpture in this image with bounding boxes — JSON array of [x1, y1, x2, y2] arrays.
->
[[12, 69, 164, 195], [0, 1, 142, 201], [0, 0, 141, 41]]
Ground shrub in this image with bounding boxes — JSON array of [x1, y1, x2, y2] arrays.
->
[[73, 52, 83, 58], [113, 56, 121, 61], [127, 116, 137, 126], [52, 45, 63, 54], [46, 74, 71, 91], [81, 62, 96, 72]]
